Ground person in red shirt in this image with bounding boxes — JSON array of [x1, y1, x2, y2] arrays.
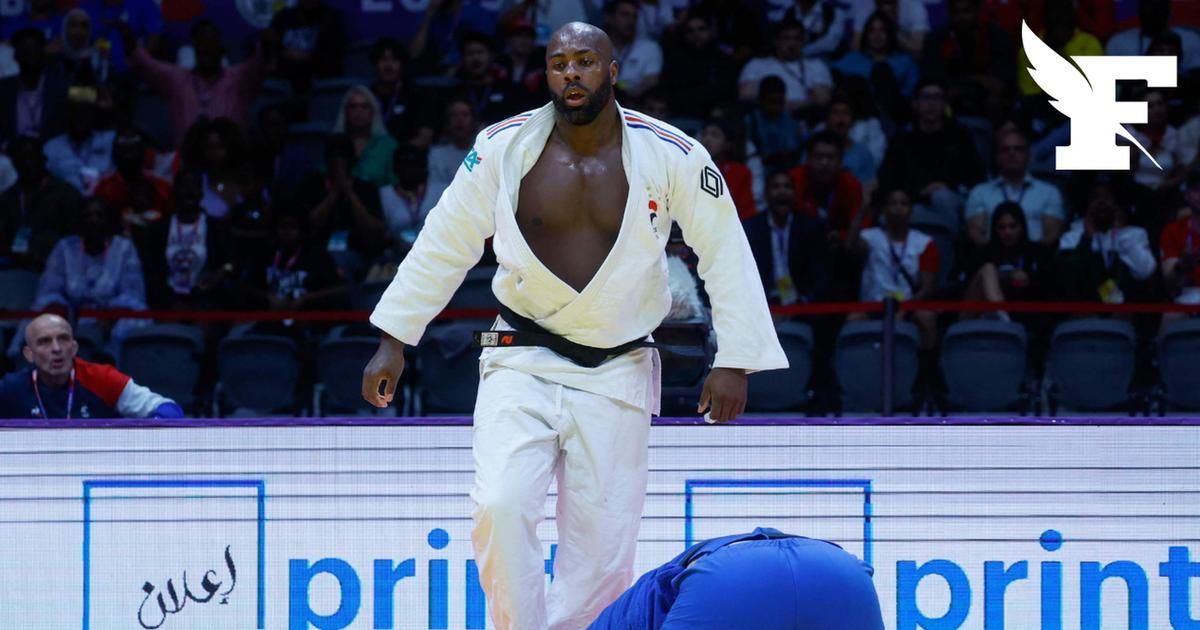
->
[[1160, 174, 1200, 330], [698, 118, 757, 220], [94, 128, 173, 235], [788, 130, 865, 243]]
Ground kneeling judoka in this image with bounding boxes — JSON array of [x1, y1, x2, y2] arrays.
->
[[589, 528, 885, 630], [362, 21, 787, 630]]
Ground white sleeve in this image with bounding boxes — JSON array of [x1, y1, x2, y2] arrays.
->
[[807, 59, 833, 87], [668, 144, 788, 373], [641, 39, 663, 75], [115, 380, 175, 418], [899, 0, 930, 33], [964, 183, 989, 218], [369, 130, 499, 345], [738, 58, 767, 85], [1043, 183, 1065, 220], [802, 7, 849, 57], [1117, 228, 1157, 281]]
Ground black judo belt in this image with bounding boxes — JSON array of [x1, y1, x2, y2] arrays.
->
[[473, 304, 706, 368]]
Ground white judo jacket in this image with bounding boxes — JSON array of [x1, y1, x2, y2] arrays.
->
[[370, 102, 787, 413]]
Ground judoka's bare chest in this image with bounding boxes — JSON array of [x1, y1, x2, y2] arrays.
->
[[515, 138, 630, 292]]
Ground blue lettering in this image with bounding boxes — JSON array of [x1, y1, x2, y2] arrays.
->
[[897, 559, 971, 630], [466, 560, 487, 629], [372, 559, 415, 629], [289, 558, 362, 630], [984, 560, 1027, 629], [428, 529, 450, 629], [1160, 546, 1200, 629], [1040, 529, 1063, 630], [1081, 561, 1148, 630]]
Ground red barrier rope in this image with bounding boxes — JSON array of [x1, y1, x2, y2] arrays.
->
[[1, 300, 1200, 322]]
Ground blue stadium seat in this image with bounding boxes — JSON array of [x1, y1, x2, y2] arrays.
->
[[307, 78, 365, 129], [343, 41, 377, 83], [747, 321, 813, 412], [413, 321, 488, 414], [119, 324, 204, 411], [284, 122, 330, 169], [834, 319, 919, 413], [1047, 318, 1136, 412], [941, 319, 1028, 412], [216, 334, 301, 415], [317, 326, 393, 415], [0, 270, 39, 311], [131, 90, 173, 149], [1157, 319, 1200, 410], [352, 279, 391, 311]]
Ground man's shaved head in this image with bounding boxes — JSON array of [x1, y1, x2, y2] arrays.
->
[[545, 22, 618, 125], [23, 314, 77, 385]]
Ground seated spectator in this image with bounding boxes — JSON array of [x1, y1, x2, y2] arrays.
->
[[850, 0, 929, 56], [0, 135, 82, 271], [1159, 174, 1200, 313], [379, 144, 429, 250], [125, 19, 269, 147], [921, 0, 1015, 119], [832, 11, 918, 99], [82, 0, 164, 77], [238, 210, 350, 312], [744, 76, 803, 176], [661, 12, 737, 120], [269, 0, 346, 90], [21, 197, 147, 357], [965, 128, 1065, 249], [841, 79, 888, 165], [249, 105, 313, 208], [1105, 0, 1200, 73], [180, 117, 256, 223], [369, 38, 433, 147], [421, 97, 478, 217], [738, 18, 833, 112], [811, 96, 878, 193], [448, 31, 526, 126], [0, 313, 183, 419], [789, 131, 864, 244], [1015, 1, 1103, 98], [1056, 183, 1157, 305], [0, 28, 67, 139], [589, 527, 883, 630], [1, 0, 63, 43], [1128, 87, 1187, 240], [333, 85, 398, 188], [143, 169, 234, 309], [96, 128, 172, 231], [59, 9, 109, 89], [879, 78, 985, 234], [43, 85, 114, 193], [744, 171, 831, 305], [605, 0, 663, 99], [767, 0, 852, 59], [496, 18, 547, 105], [963, 202, 1053, 312], [698, 118, 756, 220], [299, 136, 386, 279], [849, 187, 938, 350]]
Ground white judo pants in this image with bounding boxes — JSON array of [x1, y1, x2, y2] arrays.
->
[[470, 366, 651, 630]]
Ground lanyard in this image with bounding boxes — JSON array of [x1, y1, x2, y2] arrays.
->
[[999, 180, 1027, 206], [888, 238, 909, 279], [32, 368, 75, 419]]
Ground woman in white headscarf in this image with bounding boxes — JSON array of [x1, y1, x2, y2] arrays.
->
[[332, 84, 398, 187]]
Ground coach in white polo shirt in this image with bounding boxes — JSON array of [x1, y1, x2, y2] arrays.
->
[[965, 127, 1065, 248], [738, 17, 832, 112]]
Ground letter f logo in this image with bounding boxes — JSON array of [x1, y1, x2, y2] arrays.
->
[[1023, 21, 1176, 170]]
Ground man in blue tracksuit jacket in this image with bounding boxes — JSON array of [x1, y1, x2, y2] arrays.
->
[[589, 527, 883, 630]]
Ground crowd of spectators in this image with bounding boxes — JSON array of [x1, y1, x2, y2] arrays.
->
[[2, 0, 1200, 413]]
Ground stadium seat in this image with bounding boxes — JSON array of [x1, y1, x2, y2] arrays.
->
[[343, 41, 377, 83], [131, 90, 173, 149], [285, 122, 331, 168], [216, 334, 301, 415], [747, 321, 813, 412], [656, 316, 714, 416], [307, 78, 365, 129], [412, 320, 488, 414], [119, 324, 204, 411], [1157, 319, 1200, 410], [1047, 318, 1136, 412], [834, 319, 919, 413], [447, 266, 499, 311], [73, 322, 109, 364], [0, 270, 39, 311], [316, 326, 393, 415], [352, 279, 390, 311], [940, 319, 1028, 412]]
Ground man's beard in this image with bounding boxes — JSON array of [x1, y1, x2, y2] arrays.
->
[[551, 80, 612, 126]]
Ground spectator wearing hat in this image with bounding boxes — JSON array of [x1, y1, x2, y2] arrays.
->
[[0, 313, 183, 419], [42, 84, 115, 194]]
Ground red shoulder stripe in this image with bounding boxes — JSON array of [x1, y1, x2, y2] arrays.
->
[[73, 357, 130, 408]]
